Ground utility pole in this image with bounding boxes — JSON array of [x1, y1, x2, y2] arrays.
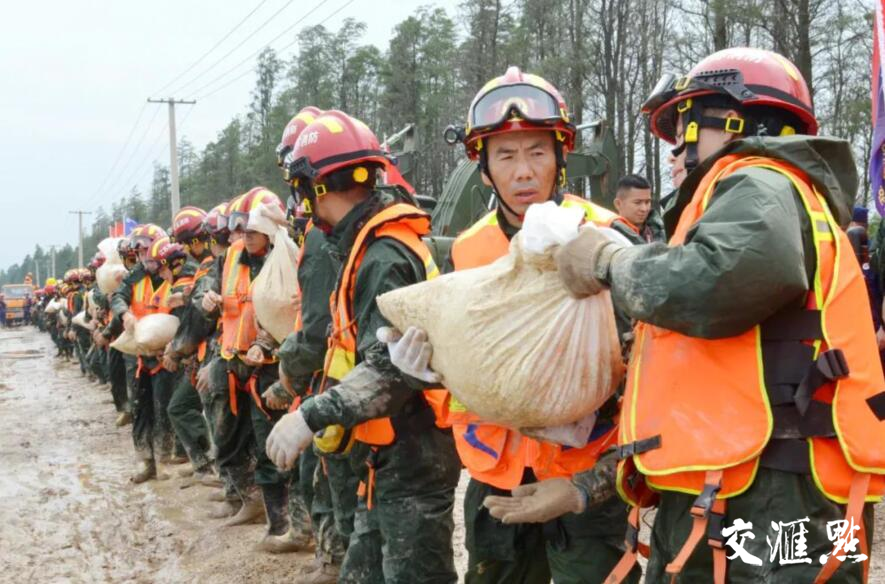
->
[[147, 98, 196, 218], [69, 210, 92, 268], [35, 260, 40, 287], [48, 246, 58, 279]]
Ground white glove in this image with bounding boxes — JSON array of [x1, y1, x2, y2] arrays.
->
[[266, 410, 314, 470], [377, 326, 441, 383], [521, 411, 598, 448]]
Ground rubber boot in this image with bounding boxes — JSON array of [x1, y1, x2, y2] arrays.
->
[[299, 562, 340, 584], [199, 473, 224, 488], [130, 459, 157, 484], [115, 412, 132, 427], [207, 499, 241, 519], [256, 483, 309, 554], [224, 492, 265, 527], [207, 489, 227, 502]]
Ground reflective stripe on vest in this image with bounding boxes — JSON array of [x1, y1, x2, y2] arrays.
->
[[449, 193, 621, 490], [130, 276, 171, 319], [219, 240, 271, 362], [619, 155, 885, 503], [323, 203, 447, 447]]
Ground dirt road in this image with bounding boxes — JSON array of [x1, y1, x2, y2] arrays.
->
[[2, 325, 882, 583]]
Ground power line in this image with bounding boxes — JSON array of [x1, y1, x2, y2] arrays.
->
[[152, 0, 272, 96], [147, 98, 197, 216], [114, 118, 170, 202], [166, 0, 297, 97], [85, 102, 148, 206], [196, 0, 349, 101], [93, 105, 163, 208]]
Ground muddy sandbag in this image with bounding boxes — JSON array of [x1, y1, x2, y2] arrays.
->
[[97, 263, 129, 295], [44, 299, 62, 314], [71, 311, 91, 330], [377, 209, 624, 429], [110, 328, 139, 355], [252, 227, 300, 343], [134, 313, 180, 353]]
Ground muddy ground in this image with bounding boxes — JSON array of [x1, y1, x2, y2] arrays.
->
[[1, 325, 884, 583]]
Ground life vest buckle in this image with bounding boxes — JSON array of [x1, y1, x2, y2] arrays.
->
[[690, 481, 721, 519], [625, 521, 639, 553], [616, 435, 662, 460], [817, 348, 848, 381], [706, 509, 726, 549]]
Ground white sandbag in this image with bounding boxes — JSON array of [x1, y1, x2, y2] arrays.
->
[[377, 214, 625, 429], [98, 237, 125, 265], [97, 263, 129, 294], [71, 311, 91, 330], [58, 311, 69, 326], [133, 313, 180, 354], [110, 328, 139, 355], [248, 202, 288, 238], [44, 299, 62, 314], [252, 228, 301, 344]]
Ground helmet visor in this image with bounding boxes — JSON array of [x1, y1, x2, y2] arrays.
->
[[130, 235, 153, 251], [228, 211, 249, 233], [470, 84, 563, 132]]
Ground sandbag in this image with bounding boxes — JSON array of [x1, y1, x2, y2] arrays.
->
[[252, 227, 300, 343], [44, 299, 62, 314], [96, 263, 129, 294], [110, 328, 139, 356], [377, 211, 625, 429], [98, 237, 125, 265], [133, 313, 180, 353], [71, 311, 91, 330]]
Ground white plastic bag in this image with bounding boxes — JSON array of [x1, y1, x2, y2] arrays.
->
[[98, 237, 125, 265], [248, 202, 288, 238], [133, 313, 180, 353], [71, 311, 91, 330], [377, 231, 625, 429], [96, 263, 129, 294], [253, 228, 300, 343], [44, 299, 62, 314]]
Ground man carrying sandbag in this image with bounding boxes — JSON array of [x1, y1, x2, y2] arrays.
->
[[266, 110, 462, 584], [197, 188, 305, 547], [492, 48, 885, 584], [388, 68, 640, 583], [161, 206, 215, 482], [111, 224, 178, 483]]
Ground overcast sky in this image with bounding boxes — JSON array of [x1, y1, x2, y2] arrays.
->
[[0, 0, 460, 273]]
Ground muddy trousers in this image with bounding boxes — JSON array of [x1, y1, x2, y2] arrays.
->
[[311, 451, 359, 565], [339, 488, 457, 584], [167, 371, 212, 472], [107, 348, 129, 413], [287, 444, 316, 540], [88, 343, 107, 384], [126, 357, 175, 462], [645, 467, 874, 583], [464, 477, 640, 584], [74, 329, 91, 374]]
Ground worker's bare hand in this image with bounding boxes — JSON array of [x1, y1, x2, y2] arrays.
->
[[242, 345, 265, 366], [195, 365, 211, 394], [122, 311, 136, 332], [201, 291, 222, 313], [167, 292, 185, 309]]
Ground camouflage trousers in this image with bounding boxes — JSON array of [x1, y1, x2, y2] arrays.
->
[[125, 355, 175, 462], [310, 450, 359, 565], [107, 347, 129, 413], [167, 368, 212, 472], [464, 477, 639, 584]]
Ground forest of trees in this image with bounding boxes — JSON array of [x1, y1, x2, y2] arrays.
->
[[1, 0, 873, 285]]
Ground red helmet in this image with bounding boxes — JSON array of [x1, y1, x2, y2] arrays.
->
[[204, 201, 230, 241], [63, 269, 80, 284], [277, 106, 323, 168], [149, 236, 187, 270], [461, 67, 575, 160], [129, 224, 168, 251], [78, 268, 93, 282], [172, 206, 207, 242], [89, 252, 106, 270], [45, 284, 57, 295], [226, 187, 284, 233], [286, 110, 389, 200], [642, 47, 817, 144]]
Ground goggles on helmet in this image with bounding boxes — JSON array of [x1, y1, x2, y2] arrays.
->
[[469, 83, 567, 134], [228, 211, 249, 233], [130, 235, 153, 251], [276, 143, 292, 168], [641, 70, 750, 116]]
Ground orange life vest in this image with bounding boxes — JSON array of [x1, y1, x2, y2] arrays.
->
[[194, 255, 215, 363], [618, 155, 885, 503], [449, 193, 622, 490], [218, 239, 273, 364], [323, 203, 449, 447], [130, 275, 171, 319]]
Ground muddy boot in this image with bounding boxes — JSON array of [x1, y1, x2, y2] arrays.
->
[[199, 473, 224, 488], [178, 465, 195, 478], [299, 562, 340, 584], [166, 454, 188, 465], [260, 527, 313, 554], [208, 489, 227, 502], [130, 459, 157, 484], [115, 412, 132, 427], [224, 493, 265, 527], [256, 484, 305, 554], [298, 557, 322, 575], [207, 499, 241, 519]]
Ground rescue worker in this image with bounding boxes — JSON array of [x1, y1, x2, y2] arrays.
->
[[264, 106, 357, 570], [267, 110, 462, 584], [490, 48, 885, 583], [613, 174, 662, 243], [111, 224, 178, 483], [196, 188, 299, 545], [389, 68, 640, 583], [163, 206, 214, 480]]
